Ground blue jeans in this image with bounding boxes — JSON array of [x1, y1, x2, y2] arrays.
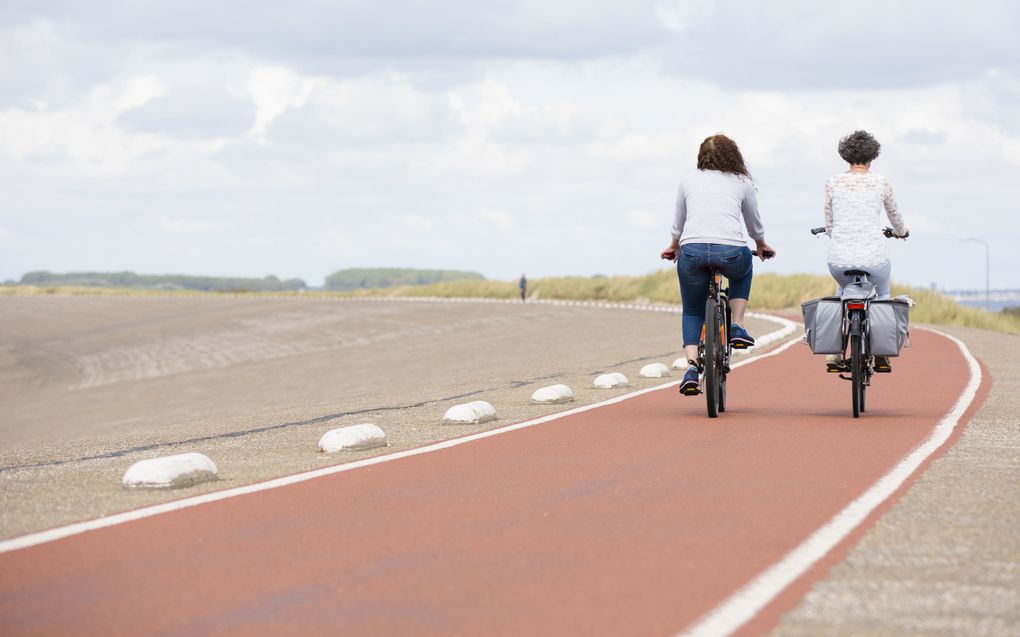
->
[[677, 243, 754, 346]]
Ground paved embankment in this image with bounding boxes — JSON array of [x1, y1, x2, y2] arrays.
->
[[0, 295, 775, 538]]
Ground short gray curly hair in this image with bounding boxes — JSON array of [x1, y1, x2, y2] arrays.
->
[[838, 130, 881, 165]]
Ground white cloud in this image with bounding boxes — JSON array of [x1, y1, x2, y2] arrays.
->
[[400, 214, 434, 232], [479, 209, 515, 229], [654, 0, 716, 33], [627, 210, 661, 228], [270, 72, 455, 145], [656, 0, 1020, 88], [246, 65, 322, 139], [158, 218, 221, 234], [106, 74, 167, 114]]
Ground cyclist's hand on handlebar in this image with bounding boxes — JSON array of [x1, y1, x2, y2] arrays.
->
[[753, 240, 776, 261]]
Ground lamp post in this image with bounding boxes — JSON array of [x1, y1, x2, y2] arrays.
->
[[961, 237, 990, 310]]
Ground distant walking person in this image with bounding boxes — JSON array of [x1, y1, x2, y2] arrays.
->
[[519, 274, 527, 302], [822, 129, 909, 372]]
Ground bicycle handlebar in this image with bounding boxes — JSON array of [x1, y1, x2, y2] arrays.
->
[[882, 227, 909, 239], [810, 226, 908, 239]]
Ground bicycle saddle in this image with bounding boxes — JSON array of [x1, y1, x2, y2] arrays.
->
[[843, 269, 869, 277]]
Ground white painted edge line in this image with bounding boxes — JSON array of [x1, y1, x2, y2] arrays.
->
[[675, 326, 982, 637], [0, 313, 799, 555]]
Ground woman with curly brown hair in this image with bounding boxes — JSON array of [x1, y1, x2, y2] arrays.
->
[[661, 134, 776, 395]]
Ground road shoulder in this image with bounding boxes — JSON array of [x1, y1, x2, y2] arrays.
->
[[769, 326, 1020, 636]]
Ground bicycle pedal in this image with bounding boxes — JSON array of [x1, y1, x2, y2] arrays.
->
[[730, 342, 750, 350]]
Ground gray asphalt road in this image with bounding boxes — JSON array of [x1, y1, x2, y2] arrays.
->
[[0, 296, 775, 539]]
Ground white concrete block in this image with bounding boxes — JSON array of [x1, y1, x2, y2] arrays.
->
[[530, 384, 575, 404], [639, 363, 671, 378], [443, 400, 497, 425], [123, 453, 218, 489], [593, 372, 629, 389], [318, 424, 387, 453], [672, 357, 690, 370]]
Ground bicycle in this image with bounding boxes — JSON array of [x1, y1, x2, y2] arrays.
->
[[680, 248, 774, 418], [808, 226, 908, 418], [699, 267, 731, 417]]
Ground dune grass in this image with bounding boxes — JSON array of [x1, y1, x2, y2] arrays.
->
[[4, 270, 1019, 334], [366, 270, 1020, 334]]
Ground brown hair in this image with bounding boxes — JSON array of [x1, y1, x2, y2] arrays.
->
[[697, 134, 750, 178]]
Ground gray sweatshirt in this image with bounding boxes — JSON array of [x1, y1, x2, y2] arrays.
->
[[671, 170, 765, 246]]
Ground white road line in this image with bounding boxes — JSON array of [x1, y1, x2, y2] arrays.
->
[[675, 326, 983, 637], [0, 314, 799, 554]]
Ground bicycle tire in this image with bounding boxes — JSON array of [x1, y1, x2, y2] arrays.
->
[[860, 362, 867, 413], [860, 320, 868, 413], [718, 374, 727, 413], [850, 313, 862, 419], [719, 299, 730, 413], [704, 296, 721, 418]]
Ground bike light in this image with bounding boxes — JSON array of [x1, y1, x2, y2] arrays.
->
[[846, 302, 866, 310]]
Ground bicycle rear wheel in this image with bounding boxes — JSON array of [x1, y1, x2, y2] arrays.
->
[[860, 320, 869, 413], [860, 363, 867, 413], [704, 296, 722, 418], [850, 314, 863, 419]]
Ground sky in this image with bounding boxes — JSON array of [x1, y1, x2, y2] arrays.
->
[[1, 1, 1019, 289]]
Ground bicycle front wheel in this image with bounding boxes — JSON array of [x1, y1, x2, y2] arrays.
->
[[719, 300, 731, 413], [704, 297, 722, 418]]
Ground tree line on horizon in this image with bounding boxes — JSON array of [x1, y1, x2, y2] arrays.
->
[[16, 271, 308, 292], [11, 268, 486, 292], [324, 268, 484, 291]]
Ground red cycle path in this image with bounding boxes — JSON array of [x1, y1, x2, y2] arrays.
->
[[0, 330, 986, 637]]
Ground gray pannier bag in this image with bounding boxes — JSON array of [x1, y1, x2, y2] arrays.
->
[[801, 296, 844, 354], [868, 297, 911, 356]]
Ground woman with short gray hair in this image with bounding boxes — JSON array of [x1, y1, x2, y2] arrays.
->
[[823, 129, 909, 372]]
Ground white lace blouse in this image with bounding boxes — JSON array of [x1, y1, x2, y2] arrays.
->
[[824, 172, 908, 268]]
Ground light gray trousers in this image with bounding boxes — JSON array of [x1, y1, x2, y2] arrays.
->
[[828, 260, 892, 299]]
